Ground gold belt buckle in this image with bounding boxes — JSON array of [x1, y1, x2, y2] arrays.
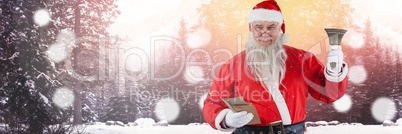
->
[[268, 120, 285, 134]]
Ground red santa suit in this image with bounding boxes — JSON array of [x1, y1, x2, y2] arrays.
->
[[202, 45, 348, 131]]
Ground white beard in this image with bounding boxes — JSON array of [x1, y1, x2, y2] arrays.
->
[[245, 33, 288, 85]]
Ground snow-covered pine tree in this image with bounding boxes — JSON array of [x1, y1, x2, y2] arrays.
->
[[81, 82, 98, 123], [130, 82, 157, 121], [46, 0, 120, 124], [0, 0, 69, 133], [173, 17, 214, 124], [345, 18, 401, 124], [391, 54, 402, 120], [101, 95, 135, 124], [351, 19, 375, 124], [1, 0, 120, 132]]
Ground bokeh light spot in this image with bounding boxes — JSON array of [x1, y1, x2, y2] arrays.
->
[[371, 97, 397, 123], [343, 30, 364, 49], [34, 9, 51, 26], [154, 98, 180, 123], [187, 28, 211, 48], [333, 94, 352, 113], [184, 66, 205, 84], [46, 43, 67, 63], [348, 65, 367, 84], [52, 87, 74, 109], [198, 93, 208, 110], [56, 30, 76, 44]]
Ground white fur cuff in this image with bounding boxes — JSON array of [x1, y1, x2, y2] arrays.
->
[[248, 9, 283, 23], [215, 109, 236, 132], [324, 62, 348, 82]]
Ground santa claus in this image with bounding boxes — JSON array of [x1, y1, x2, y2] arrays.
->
[[202, 0, 348, 134]]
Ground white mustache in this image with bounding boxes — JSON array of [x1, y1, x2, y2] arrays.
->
[[257, 37, 273, 42]]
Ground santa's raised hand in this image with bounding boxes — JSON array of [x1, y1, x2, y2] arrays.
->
[[325, 45, 348, 82]]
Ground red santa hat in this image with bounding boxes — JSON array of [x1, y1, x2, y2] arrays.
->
[[248, 0, 286, 33]]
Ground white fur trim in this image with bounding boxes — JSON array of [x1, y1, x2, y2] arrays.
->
[[325, 62, 348, 82], [248, 9, 283, 23], [215, 109, 235, 132], [264, 82, 292, 125]]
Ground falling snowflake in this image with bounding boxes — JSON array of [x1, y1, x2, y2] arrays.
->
[[46, 43, 67, 63], [184, 66, 205, 84], [187, 28, 211, 49], [56, 30, 76, 44], [343, 30, 364, 49], [52, 87, 75, 109], [154, 98, 180, 123], [33, 9, 51, 26], [371, 97, 397, 123], [348, 65, 367, 84], [333, 94, 352, 113]]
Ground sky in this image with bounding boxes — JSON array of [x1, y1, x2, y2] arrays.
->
[[108, 0, 208, 48]]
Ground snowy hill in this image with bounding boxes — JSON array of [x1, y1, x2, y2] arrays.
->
[[82, 124, 402, 134], [78, 118, 402, 134]]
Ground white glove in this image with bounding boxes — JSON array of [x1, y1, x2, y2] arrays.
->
[[327, 45, 344, 74], [224, 110, 253, 128]]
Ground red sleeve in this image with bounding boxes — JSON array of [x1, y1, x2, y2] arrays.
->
[[304, 52, 348, 104], [202, 62, 235, 129]]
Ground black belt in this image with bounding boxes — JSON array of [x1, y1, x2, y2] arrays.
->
[[232, 120, 305, 134]]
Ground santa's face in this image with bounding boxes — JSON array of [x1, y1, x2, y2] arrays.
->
[[250, 21, 280, 47]]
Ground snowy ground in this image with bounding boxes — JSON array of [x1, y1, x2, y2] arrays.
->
[[306, 125, 402, 134], [84, 125, 230, 134], [82, 124, 402, 134]]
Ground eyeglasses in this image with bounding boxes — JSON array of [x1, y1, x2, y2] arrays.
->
[[252, 23, 279, 34]]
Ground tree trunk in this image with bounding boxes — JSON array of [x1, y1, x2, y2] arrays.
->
[[72, 0, 83, 125], [73, 83, 83, 124]]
